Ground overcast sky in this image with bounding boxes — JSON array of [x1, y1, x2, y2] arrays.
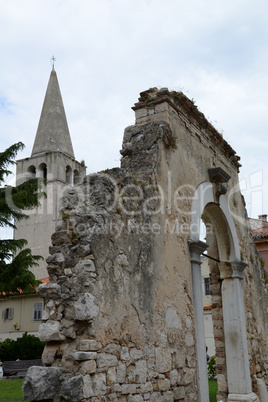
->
[[1, 0, 268, 230]]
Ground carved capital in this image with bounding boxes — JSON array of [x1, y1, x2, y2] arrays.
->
[[188, 240, 208, 265], [219, 261, 247, 280]]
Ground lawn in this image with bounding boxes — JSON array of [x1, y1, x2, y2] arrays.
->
[[0, 378, 218, 401], [209, 380, 218, 401], [0, 379, 29, 402]]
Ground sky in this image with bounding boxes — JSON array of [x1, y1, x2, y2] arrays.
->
[[1, 0, 268, 235]]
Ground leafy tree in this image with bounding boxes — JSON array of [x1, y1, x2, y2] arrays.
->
[[0, 142, 45, 296], [0, 332, 45, 361]]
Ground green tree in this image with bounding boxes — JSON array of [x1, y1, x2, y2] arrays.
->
[[0, 142, 45, 296]]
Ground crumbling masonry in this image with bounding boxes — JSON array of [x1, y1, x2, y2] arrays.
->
[[23, 89, 268, 401]]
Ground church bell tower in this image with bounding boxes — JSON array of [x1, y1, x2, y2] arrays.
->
[[15, 67, 86, 280]]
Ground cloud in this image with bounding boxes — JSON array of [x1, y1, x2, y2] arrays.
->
[[0, 0, 268, 220]]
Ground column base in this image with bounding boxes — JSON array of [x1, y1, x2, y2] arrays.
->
[[228, 392, 259, 402]]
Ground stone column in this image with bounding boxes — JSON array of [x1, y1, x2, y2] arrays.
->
[[219, 261, 259, 402], [189, 240, 209, 402]]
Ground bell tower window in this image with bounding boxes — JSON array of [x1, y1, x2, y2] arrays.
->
[[74, 169, 80, 185], [66, 165, 73, 185], [38, 163, 47, 179], [27, 165, 36, 179]]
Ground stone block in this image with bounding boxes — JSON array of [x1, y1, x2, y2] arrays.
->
[[75, 258, 96, 272], [79, 359, 97, 374], [38, 282, 61, 298], [169, 369, 178, 386], [155, 102, 169, 113], [107, 367, 117, 385], [144, 345, 155, 359], [83, 375, 94, 399], [38, 320, 66, 342], [60, 375, 84, 401], [217, 374, 228, 393], [92, 373, 107, 396], [140, 382, 153, 393], [121, 346, 130, 361], [130, 348, 143, 360], [121, 383, 137, 394], [135, 108, 148, 120], [23, 366, 63, 401], [103, 343, 121, 354], [157, 378, 170, 391], [165, 307, 182, 329], [73, 292, 99, 321], [173, 386, 185, 400], [185, 332, 194, 346], [183, 368, 195, 385], [135, 359, 147, 383], [129, 395, 144, 402], [162, 391, 174, 402], [42, 344, 60, 365], [155, 348, 172, 373], [97, 353, 118, 368], [116, 361, 126, 383], [113, 383, 122, 392], [79, 339, 102, 351], [71, 351, 97, 361]]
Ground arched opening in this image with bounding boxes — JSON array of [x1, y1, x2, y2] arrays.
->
[[38, 163, 47, 179], [189, 182, 255, 401], [73, 169, 80, 185], [66, 165, 73, 185], [27, 165, 36, 179]]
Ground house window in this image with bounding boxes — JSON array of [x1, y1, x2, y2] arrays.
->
[[33, 303, 43, 321], [2, 307, 14, 321], [204, 277, 211, 296]]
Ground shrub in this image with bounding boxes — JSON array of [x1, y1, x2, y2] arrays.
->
[[208, 355, 216, 380], [0, 332, 45, 361]]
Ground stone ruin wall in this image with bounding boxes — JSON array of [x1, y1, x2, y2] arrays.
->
[[23, 89, 268, 401]]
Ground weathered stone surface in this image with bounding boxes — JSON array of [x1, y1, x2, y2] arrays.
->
[[135, 359, 147, 383], [116, 361, 126, 383], [23, 88, 268, 401], [121, 383, 137, 394], [107, 367, 117, 385], [73, 292, 99, 320], [79, 339, 102, 351], [165, 307, 182, 329], [38, 282, 61, 298], [79, 359, 97, 375], [42, 344, 60, 365], [173, 386, 186, 400], [75, 258, 96, 272], [38, 320, 66, 342], [97, 353, 118, 368], [155, 348, 172, 373], [23, 366, 63, 400], [130, 348, 143, 360], [71, 351, 97, 361], [92, 373, 107, 396], [60, 375, 84, 401]]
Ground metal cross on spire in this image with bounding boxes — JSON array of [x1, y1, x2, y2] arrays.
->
[[51, 55, 56, 70]]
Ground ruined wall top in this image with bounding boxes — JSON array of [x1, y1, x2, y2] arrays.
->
[[132, 88, 241, 171]]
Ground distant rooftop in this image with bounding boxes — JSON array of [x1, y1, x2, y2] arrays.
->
[[249, 215, 268, 239]]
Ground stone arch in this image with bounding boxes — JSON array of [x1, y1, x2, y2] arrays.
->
[[73, 169, 80, 185], [189, 181, 257, 401], [66, 165, 73, 185], [38, 162, 47, 179], [26, 165, 36, 178]]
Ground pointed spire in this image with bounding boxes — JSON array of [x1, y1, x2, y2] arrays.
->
[[31, 68, 75, 158]]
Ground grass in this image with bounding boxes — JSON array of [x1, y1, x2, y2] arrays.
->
[[0, 379, 29, 402], [0, 378, 218, 401], [209, 380, 218, 401]]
